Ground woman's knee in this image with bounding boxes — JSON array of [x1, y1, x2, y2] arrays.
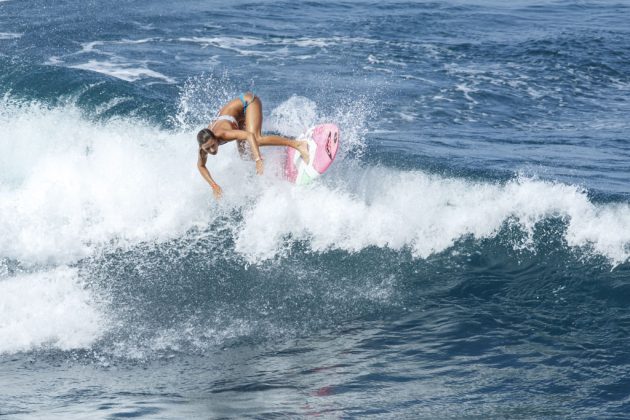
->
[[255, 133, 268, 145]]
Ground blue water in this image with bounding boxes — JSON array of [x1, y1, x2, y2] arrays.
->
[[1, 0, 630, 418]]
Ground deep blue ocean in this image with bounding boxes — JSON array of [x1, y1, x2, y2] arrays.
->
[[1, 0, 630, 418]]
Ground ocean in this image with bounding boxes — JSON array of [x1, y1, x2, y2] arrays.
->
[[1, 0, 630, 418]]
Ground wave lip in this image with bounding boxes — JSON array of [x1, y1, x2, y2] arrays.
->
[[236, 171, 630, 265]]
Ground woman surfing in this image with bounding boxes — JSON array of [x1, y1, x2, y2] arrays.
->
[[197, 92, 310, 199]]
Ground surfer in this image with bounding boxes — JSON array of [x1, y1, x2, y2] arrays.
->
[[197, 92, 310, 199]]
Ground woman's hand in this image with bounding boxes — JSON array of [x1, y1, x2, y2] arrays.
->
[[211, 183, 223, 200], [255, 158, 264, 175], [245, 132, 264, 175]]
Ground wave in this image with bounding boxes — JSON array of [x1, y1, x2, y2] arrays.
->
[[0, 98, 204, 265], [0, 266, 104, 354], [1, 95, 629, 267], [1, 95, 630, 357], [235, 169, 630, 265]]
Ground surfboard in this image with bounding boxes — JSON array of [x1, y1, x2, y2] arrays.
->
[[285, 123, 340, 185]]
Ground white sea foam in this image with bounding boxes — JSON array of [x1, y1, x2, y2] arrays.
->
[[398, 111, 415, 122], [45, 38, 175, 83], [367, 54, 407, 67], [265, 94, 370, 159], [266, 96, 319, 137], [79, 38, 156, 54], [0, 99, 210, 264], [1, 96, 629, 270], [286, 36, 378, 48], [235, 169, 630, 264], [80, 40, 107, 53], [0, 267, 104, 354], [178, 36, 264, 50], [69, 59, 175, 83], [178, 36, 377, 50], [177, 35, 378, 58], [0, 32, 21, 40]]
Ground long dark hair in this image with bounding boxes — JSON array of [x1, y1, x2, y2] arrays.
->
[[197, 128, 215, 147]]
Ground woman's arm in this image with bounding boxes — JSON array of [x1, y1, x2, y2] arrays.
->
[[197, 149, 223, 199], [216, 129, 264, 174]]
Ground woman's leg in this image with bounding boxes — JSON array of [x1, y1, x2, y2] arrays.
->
[[243, 92, 262, 137], [244, 93, 309, 161]]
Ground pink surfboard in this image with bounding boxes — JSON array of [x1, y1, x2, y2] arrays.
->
[[285, 123, 340, 185]]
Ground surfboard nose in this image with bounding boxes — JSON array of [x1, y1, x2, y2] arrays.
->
[[285, 124, 340, 185]]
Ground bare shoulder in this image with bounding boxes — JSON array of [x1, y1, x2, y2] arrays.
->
[[198, 148, 207, 163]]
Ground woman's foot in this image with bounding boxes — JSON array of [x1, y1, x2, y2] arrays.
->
[[297, 141, 310, 164]]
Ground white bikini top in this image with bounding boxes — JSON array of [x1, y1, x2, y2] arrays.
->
[[211, 114, 238, 129]]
